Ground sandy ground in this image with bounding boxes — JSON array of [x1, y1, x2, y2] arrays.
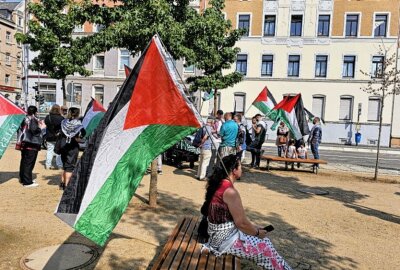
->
[[0, 148, 400, 270]]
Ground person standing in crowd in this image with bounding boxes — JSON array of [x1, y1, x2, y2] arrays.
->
[[255, 114, 267, 130], [296, 142, 308, 168], [200, 155, 293, 270], [285, 139, 297, 159], [308, 117, 322, 167], [197, 118, 213, 181], [233, 114, 246, 162], [61, 105, 68, 118], [219, 112, 238, 158], [209, 110, 223, 170], [248, 115, 266, 168], [276, 121, 289, 157], [44, 104, 64, 170], [19, 105, 46, 187], [59, 107, 85, 190]]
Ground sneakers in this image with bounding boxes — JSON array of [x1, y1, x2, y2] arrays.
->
[[24, 183, 39, 188], [45, 165, 55, 170], [157, 170, 163, 175]]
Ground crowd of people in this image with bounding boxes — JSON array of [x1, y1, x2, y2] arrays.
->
[[17, 104, 85, 188]]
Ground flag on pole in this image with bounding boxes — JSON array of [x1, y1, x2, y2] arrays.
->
[[304, 108, 325, 124], [273, 94, 309, 140], [0, 94, 25, 159], [82, 98, 106, 138], [124, 64, 132, 77], [202, 89, 214, 101], [55, 35, 202, 246], [252, 86, 278, 120]]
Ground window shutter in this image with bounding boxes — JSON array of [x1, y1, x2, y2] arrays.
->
[[234, 94, 245, 113], [312, 97, 324, 118], [339, 98, 352, 120], [368, 98, 380, 121]]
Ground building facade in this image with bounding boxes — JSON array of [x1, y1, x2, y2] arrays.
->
[[0, 1, 24, 105], [199, 0, 400, 147]]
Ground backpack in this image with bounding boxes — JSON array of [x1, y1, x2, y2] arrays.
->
[[192, 127, 204, 148], [237, 124, 245, 146]]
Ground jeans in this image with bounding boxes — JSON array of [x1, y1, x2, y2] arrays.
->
[[207, 148, 218, 177], [247, 145, 261, 167], [197, 149, 212, 179], [20, 149, 38, 185], [311, 143, 320, 168], [157, 155, 162, 171], [46, 141, 63, 168], [277, 146, 286, 157]]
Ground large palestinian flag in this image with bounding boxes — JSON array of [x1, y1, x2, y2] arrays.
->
[[0, 94, 25, 159], [273, 94, 309, 140], [252, 86, 278, 121], [82, 98, 106, 138], [55, 35, 202, 246]]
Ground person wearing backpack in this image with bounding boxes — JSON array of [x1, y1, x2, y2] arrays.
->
[[196, 118, 213, 181], [234, 114, 246, 162], [19, 105, 46, 187], [59, 107, 86, 190], [44, 104, 64, 170]]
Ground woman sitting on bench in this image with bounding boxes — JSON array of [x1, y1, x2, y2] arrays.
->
[[200, 155, 292, 270]]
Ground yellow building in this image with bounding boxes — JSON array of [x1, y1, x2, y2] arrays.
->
[[200, 0, 400, 147]]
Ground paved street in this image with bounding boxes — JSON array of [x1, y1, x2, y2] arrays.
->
[[261, 146, 400, 173]]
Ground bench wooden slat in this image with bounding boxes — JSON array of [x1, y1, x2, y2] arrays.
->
[[153, 216, 240, 270], [261, 155, 327, 164], [160, 217, 192, 269], [169, 216, 199, 269], [151, 217, 185, 270]]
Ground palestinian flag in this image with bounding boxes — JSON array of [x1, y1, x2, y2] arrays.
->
[[55, 35, 202, 246], [82, 98, 106, 138], [252, 86, 278, 121], [273, 94, 309, 140], [0, 94, 25, 159], [304, 107, 325, 124], [124, 64, 132, 77]]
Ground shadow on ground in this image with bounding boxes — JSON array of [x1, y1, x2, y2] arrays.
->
[[0, 171, 20, 185]]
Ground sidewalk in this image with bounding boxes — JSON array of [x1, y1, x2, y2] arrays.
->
[[263, 141, 400, 155]]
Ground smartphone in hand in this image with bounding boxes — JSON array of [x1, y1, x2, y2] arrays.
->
[[264, 225, 274, 232]]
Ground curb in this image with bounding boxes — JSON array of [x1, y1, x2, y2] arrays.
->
[[262, 143, 400, 156]]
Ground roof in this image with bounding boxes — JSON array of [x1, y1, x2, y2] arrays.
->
[[0, 2, 20, 11]]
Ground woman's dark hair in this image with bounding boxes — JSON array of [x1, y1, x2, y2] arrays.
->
[[67, 107, 80, 119], [27, 105, 37, 116], [201, 154, 240, 216]]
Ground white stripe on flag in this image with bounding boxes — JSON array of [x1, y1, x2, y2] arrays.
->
[[76, 104, 148, 223], [0, 115, 7, 127]]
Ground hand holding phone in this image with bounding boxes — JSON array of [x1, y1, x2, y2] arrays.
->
[[264, 225, 274, 232]]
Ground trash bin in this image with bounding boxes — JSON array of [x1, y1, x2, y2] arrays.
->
[[355, 132, 362, 145]]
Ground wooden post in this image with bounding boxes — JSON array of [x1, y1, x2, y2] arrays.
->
[[149, 158, 158, 207]]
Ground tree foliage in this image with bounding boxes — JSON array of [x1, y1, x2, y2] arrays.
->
[[17, 0, 243, 98]]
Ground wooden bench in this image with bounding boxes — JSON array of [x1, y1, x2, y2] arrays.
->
[[151, 216, 240, 270], [261, 155, 327, 174]]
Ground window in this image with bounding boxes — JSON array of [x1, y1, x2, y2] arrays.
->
[[346, 14, 359, 37], [6, 31, 11, 43], [288, 55, 300, 77], [371, 56, 384, 78], [5, 53, 10, 66], [94, 55, 105, 70], [315, 55, 328, 78], [342, 56, 356, 78], [261, 55, 273, 76], [71, 83, 82, 106], [318, 15, 330, 37], [290, 15, 303, 36], [94, 85, 104, 105], [93, 24, 105, 32], [74, 25, 84, 32], [238, 15, 250, 36], [368, 97, 381, 121], [234, 93, 246, 114], [39, 83, 57, 111], [119, 49, 130, 70], [312, 95, 325, 119], [184, 64, 195, 73], [16, 77, 21, 88], [339, 96, 353, 120], [264, 15, 276, 36], [18, 17, 23, 27], [5, 74, 10, 85], [236, 54, 248, 75], [374, 14, 387, 37]]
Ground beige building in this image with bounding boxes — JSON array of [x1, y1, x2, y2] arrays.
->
[[0, 1, 24, 105], [198, 0, 400, 147]]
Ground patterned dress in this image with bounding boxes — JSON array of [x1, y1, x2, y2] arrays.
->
[[204, 179, 293, 270]]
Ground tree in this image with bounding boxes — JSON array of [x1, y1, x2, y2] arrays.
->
[[183, 0, 244, 114], [360, 47, 400, 180]]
